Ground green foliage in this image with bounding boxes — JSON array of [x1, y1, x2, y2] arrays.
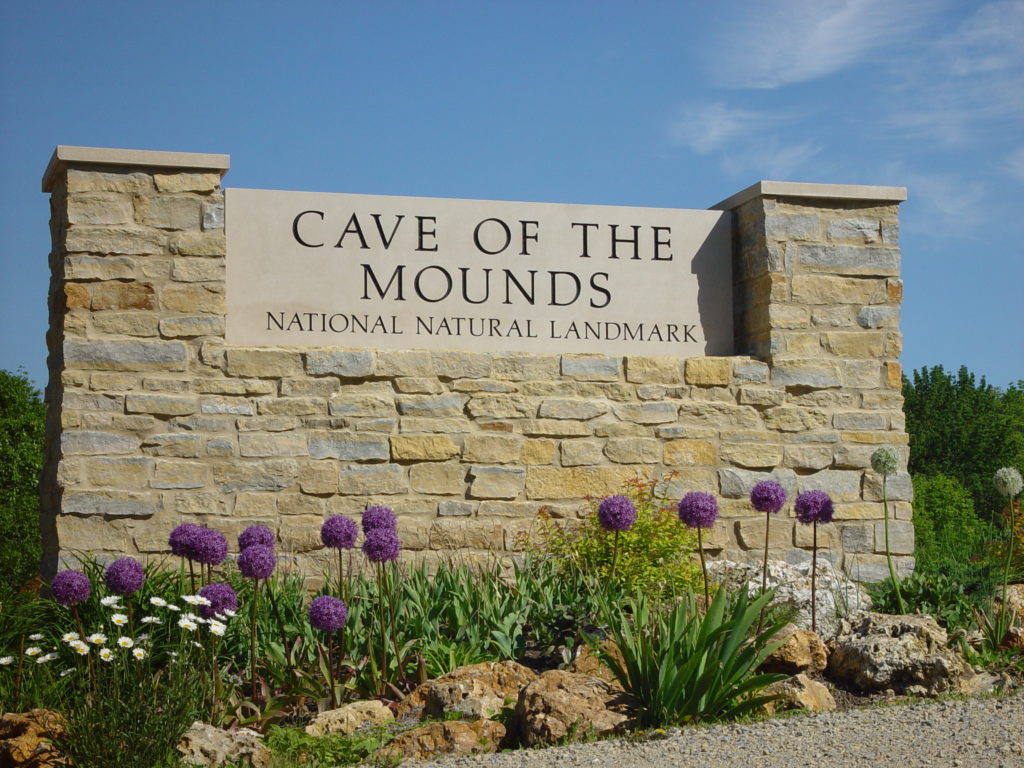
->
[[903, 366, 1024, 524], [592, 588, 787, 728], [911, 473, 998, 584], [534, 474, 703, 599], [0, 369, 46, 595], [868, 571, 985, 632], [264, 724, 394, 767]]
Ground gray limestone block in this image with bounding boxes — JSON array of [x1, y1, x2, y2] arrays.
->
[[718, 468, 798, 498], [305, 350, 375, 377], [64, 340, 188, 369], [799, 245, 899, 271]]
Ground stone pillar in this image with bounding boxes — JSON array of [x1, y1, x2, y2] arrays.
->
[[40, 146, 230, 577], [714, 182, 912, 581]]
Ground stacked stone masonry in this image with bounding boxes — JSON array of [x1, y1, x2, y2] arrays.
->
[[41, 151, 912, 583]]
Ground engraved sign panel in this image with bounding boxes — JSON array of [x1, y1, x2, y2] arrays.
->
[[225, 188, 732, 356]]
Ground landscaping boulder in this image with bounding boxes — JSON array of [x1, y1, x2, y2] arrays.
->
[[513, 669, 635, 747], [395, 660, 536, 721], [0, 709, 64, 768], [761, 624, 828, 675], [999, 584, 1024, 624], [177, 722, 271, 768], [305, 699, 394, 736], [763, 673, 836, 714], [568, 639, 624, 688], [375, 719, 505, 761], [827, 611, 969, 696], [709, 559, 872, 641]]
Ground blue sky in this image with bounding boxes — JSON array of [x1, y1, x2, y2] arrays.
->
[[2, 0, 1021, 390]]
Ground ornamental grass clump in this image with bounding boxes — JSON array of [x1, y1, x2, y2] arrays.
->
[[871, 446, 905, 614], [678, 491, 718, 606], [597, 494, 637, 582], [794, 489, 835, 633]]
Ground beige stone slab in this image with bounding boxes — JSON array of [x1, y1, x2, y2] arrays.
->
[[711, 181, 907, 211], [43, 145, 229, 191]]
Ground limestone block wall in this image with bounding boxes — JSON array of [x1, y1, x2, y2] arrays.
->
[[40, 148, 912, 582]]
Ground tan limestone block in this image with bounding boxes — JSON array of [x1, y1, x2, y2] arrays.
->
[[883, 332, 902, 357], [90, 282, 155, 311], [63, 371, 89, 388], [277, 515, 325, 552], [467, 395, 531, 419], [684, 357, 733, 386], [66, 169, 155, 194], [138, 195, 202, 230], [677, 401, 760, 428], [468, 466, 526, 499], [239, 432, 309, 457], [409, 462, 466, 494], [560, 440, 604, 466], [431, 350, 493, 379], [594, 422, 652, 438], [738, 387, 786, 408], [233, 492, 278, 517], [93, 311, 160, 336], [720, 443, 783, 469], [139, 258, 173, 280], [576, 382, 635, 400], [625, 356, 682, 384], [277, 494, 325, 517], [663, 440, 715, 466], [66, 192, 135, 225], [783, 445, 834, 470], [338, 463, 406, 495], [63, 283, 90, 310], [822, 332, 884, 358], [160, 283, 225, 313], [492, 352, 560, 380], [429, 519, 506, 551], [236, 415, 297, 432], [226, 349, 302, 377], [735, 517, 794, 550], [258, 398, 327, 416], [328, 393, 394, 417], [195, 378, 276, 395], [171, 491, 227, 516], [887, 278, 903, 302], [151, 460, 209, 489], [604, 437, 661, 464], [212, 459, 298, 493], [58, 514, 131, 553], [793, 520, 841, 549], [764, 407, 828, 432], [400, 417, 473, 433], [784, 333, 822, 355], [153, 172, 222, 193], [391, 435, 461, 461], [768, 304, 811, 330], [521, 439, 556, 465], [520, 419, 592, 437], [125, 393, 197, 416], [85, 457, 154, 487], [65, 226, 166, 255], [395, 377, 445, 394], [463, 434, 522, 463], [525, 466, 640, 500], [831, 503, 883, 520], [790, 275, 887, 305], [537, 398, 609, 420], [885, 361, 902, 389], [168, 231, 225, 256], [65, 255, 137, 281], [375, 350, 434, 377], [841, 430, 907, 444], [298, 462, 340, 495], [172, 257, 225, 282]]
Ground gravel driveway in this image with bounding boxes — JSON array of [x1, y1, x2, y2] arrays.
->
[[402, 692, 1024, 768]]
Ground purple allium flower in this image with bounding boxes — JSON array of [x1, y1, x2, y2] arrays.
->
[[104, 557, 144, 596], [52, 570, 91, 607], [596, 495, 637, 532], [321, 515, 358, 549], [362, 527, 401, 563], [308, 595, 348, 633], [238, 544, 276, 580], [795, 490, 834, 525], [198, 582, 238, 620], [678, 492, 719, 529], [361, 505, 396, 533], [191, 528, 229, 566], [169, 523, 203, 559], [750, 480, 787, 515], [238, 525, 275, 551]]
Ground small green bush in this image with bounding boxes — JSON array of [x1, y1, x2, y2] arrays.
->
[[265, 724, 394, 767], [533, 474, 702, 599], [912, 473, 998, 584], [868, 570, 983, 632]]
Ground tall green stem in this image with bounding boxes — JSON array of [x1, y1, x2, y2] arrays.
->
[[811, 522, 818, 634], [882, 474, 905, 613], [697, 527, 709, 608], [998, 498, 1018, 644], [249, 580, 259, 704], [756, 510, 771, 634], [609, 530, 621, 585]]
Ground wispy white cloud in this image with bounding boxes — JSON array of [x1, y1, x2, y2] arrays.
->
[[706, 0, 940, 89], [881, 162, 989, 237], [1007, 147, 1024, 183], [669, 102, 773, 154], [721, 139, 824, 180]]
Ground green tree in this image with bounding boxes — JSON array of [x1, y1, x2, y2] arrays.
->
[[903, 365, 1024, 524], [0, 369, 46, 595]]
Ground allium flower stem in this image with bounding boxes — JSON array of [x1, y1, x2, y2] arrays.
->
[[811, 522, 818, 634], [756, 511, 772, 635], [375, 562, 389, 697], [13, 635, 23, 712], [249, 579, 260, 705], [998, 497, 1019, 644], [697, 527, 709, 608], [73, 606, 96, 694], [882, 473, 906, 614], [326, 633, 338, 709], [188, 560, 196, 594], [609, 530, 621, 584]]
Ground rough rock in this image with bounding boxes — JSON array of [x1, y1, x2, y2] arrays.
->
[[568, 640, 624, 688], [513, 670, 635, 747], [763, 674, 836, 714], [0, 710, 64, 768], [828, 611, 969, 696], [176, 722, 271, 768], [761, 624, 828, 674], [709, 559, 872, 641], [999, 584, 1024, 625], [304, 699, 394, 737], [395, 661, 537, 721], [376, 719, 505, 761]]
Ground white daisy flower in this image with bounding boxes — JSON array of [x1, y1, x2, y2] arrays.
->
[[36, 653, 59, 664], [207, 620, 226, 637], [178, 617, 198, 632], [137, 633, 150, 642], [29, 633, 44, 641], [222, 609, 236, 619], [100, 596, 122, 607], [99, 648, 114, 662], [165, 604, 181, 612], [60, 668, 75, 677], [117, 637, 134, 649], [140, 616, 162, 625], [24, 646, 42, 656], [0, 656, 15, 665], [110, 613, 129, 627], [192, 641, 203, 649], [87, 633, 107, 645], [182, 595, 211, 607], [69, 641, 89, 655], [132, 648, 146, 660], [182, 612, 206, 625], [62, 632, 80, 643], [149, 596, 167, 607]]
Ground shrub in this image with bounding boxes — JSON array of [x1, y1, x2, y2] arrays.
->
[[912, 473, 998, 585], [868, 571, 983, 632], [533, 474, 703, 599]]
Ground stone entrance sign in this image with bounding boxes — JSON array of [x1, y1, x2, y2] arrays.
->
[[39, 146, 913, 584], [225, 188, 732, 356]]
